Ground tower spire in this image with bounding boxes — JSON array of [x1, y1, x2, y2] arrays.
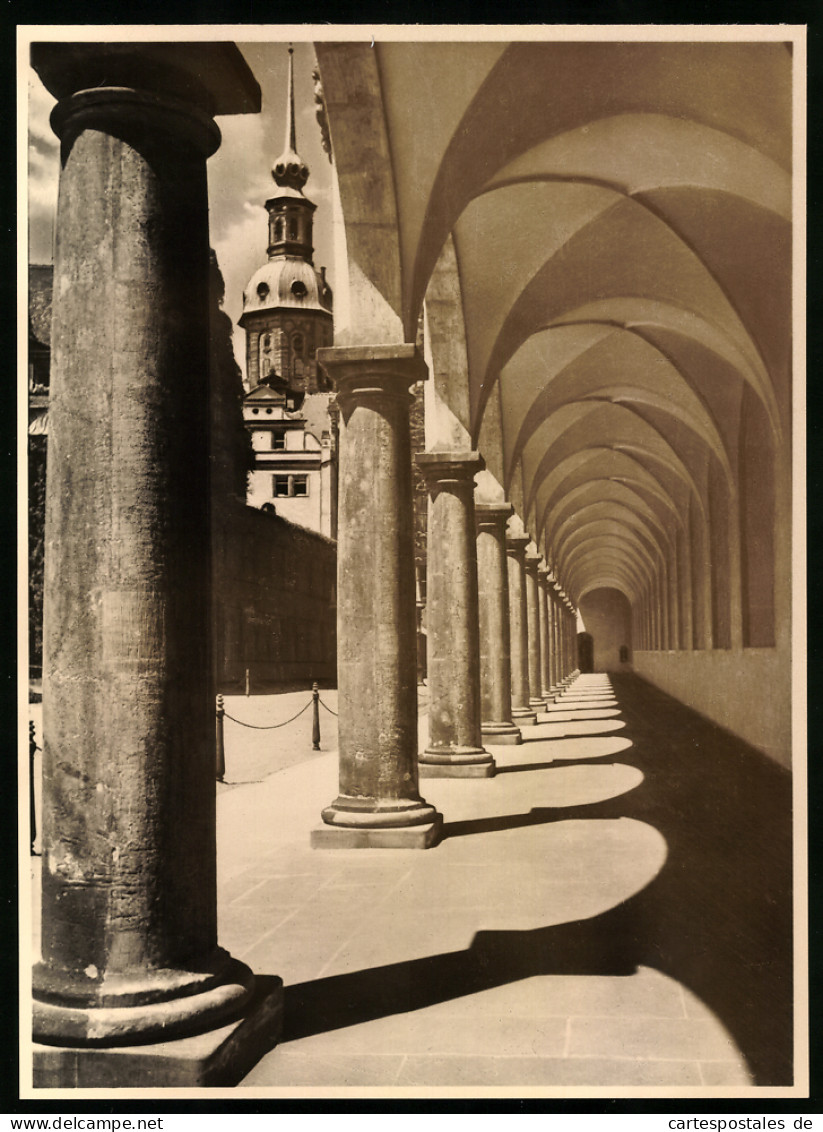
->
[[272, 44, 309, 191], [285, 45, 297, 154]]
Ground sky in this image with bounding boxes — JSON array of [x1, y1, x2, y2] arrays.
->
[[27, 40, 338, 381]]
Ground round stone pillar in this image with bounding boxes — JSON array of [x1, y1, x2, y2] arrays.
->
[[547, 586, 560, 695], [537, 564, 553, 699], [31, 45, 275, 1070], [567, 604, 577, 677], [417, 453, 494, 777], [524, 552, 546, 712], [506, 535, 538, 725], [313, 346, 442, 848], [553, 583, 567, 684], [563, 604, 573, 680], [475, 504, 522, 744]]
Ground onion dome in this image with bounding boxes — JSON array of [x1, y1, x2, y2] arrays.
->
[[241, 257, 332, 321]]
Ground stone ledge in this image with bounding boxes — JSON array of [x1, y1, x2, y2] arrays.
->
[[32, 975, 283, 1089]]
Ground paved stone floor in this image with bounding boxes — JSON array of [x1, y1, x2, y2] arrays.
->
[[29, 673, 794, 1093], [214, 673, 793, 1091]]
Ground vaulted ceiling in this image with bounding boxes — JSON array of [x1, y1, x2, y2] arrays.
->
[[316, 38, 792, 608]]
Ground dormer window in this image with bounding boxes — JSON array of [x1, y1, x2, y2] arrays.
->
[[291, 280, 307, 299], [257, 282, 269, 300]]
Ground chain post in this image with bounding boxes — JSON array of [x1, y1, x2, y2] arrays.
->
[[216, 694, 226, 782], [312, 682, 321, 750], [29, 720, 37, 855]]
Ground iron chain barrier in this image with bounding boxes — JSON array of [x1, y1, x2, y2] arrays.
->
[[215, 682, 339, 781]]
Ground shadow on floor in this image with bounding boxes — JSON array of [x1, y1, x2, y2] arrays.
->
[[268, 674, 794, 1085]]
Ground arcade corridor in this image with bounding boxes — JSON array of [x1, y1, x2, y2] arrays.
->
[[27, 35, 798, 1093], [204, 673, 792, 1090]]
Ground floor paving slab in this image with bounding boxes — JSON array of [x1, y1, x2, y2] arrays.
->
[[28, 672, 787, 1093]]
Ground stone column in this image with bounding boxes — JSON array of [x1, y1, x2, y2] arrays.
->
[[417, 453, 494, 777], [538, 565, 553, 699], [475, 504, 522, 744], [506, 535, 538, 725], [312, 345, 442, 848], [555, 584, 569, 682], [31, 44, 279, 1086], [328, 396, 340, 541], [548, 587, 560, 695], [568, 603, 579, 676], [415, 568, 427, 686], [524, 551, 546, 712]]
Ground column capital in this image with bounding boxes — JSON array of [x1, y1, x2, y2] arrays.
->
[[524, 551, 541, 575], [537, 563, 551, 580], [51, 86, 222, 158], [33, 43, 259, 158], [505, 534, 530, 558], [317, 344, 428, 410], [475, 502, 514, 530], [416, 450, 485, 485], [31, 42, 260, 116]]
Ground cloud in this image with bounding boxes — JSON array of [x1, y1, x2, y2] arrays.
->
[[27, 70, 59, 261], [211, 207, 269, 378], [22, 47, 337, 349]]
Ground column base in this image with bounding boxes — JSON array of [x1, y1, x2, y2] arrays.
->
[[529, 697, 548, 711], [481, 722, 523, 745], [512, 706, 538, 726], [311, 818, 442, 849], [32, 975, 283, 1088], [33, 949, 256, 1049], [419, 748, 496, 778]]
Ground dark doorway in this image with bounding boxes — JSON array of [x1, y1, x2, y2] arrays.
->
[[577, 631, 594, 673]]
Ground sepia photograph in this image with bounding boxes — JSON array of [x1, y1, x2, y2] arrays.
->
[[20, 24, 806, 1102]]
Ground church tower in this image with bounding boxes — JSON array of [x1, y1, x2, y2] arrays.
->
[[239, 47, 333, 393]]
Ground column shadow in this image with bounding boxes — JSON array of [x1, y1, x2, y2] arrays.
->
[[264, 675, 794, 1085]]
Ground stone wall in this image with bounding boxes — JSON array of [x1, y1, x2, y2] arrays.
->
[[212, 502, 337, 692], [633, 647, 790, 769], [578, 587, 633, 671]]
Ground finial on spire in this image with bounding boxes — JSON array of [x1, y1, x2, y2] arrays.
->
[[272, 43, 309, 191]]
